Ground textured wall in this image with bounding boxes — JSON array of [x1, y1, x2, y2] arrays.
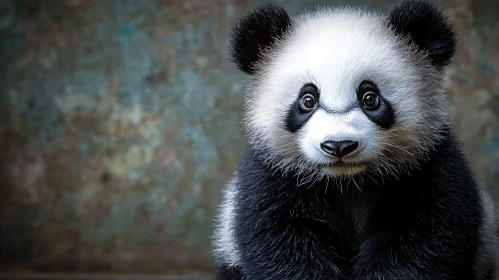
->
[[0, 0, 498, 276]]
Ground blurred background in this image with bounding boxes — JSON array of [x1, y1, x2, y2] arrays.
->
[[0, 0, 497, 279]]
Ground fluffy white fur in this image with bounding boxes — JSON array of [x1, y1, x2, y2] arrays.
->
[[213, 174, 240, 267], [298, 110, 371, 180]]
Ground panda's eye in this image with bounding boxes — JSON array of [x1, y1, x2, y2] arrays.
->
[[362, 92, 379, 109], [300, 94, 316, 112]]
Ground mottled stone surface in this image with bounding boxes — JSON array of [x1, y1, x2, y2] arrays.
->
[[0, 0, 497, 276]]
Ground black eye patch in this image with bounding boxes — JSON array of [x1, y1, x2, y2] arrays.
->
[[284, 83, 319, 133], [356, 81, 395, 129]]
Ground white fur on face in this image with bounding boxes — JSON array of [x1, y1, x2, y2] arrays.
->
[[244, 8, 447, 180], [213, 174, 240, 267], [298, 109, 376, 177]]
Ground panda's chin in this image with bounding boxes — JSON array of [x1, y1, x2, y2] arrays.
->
[[321, 162, 366, 177]]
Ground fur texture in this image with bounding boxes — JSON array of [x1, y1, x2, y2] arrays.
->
[[217, 132, 494, 280], [213, 1, 497, 279], [242, 4, 448, 181], [230, 3, 292, 74], [213, 175, 241, 266], [389, 0, 456, 68]]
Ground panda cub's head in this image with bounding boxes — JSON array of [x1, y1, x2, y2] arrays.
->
[[232, 0, 455, 181]]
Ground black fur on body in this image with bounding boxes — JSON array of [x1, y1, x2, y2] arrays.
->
[[216, 129, 494, 280]]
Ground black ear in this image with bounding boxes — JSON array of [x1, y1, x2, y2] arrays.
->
[[389, 0, 456, 69], [230, 3, 292, 74]]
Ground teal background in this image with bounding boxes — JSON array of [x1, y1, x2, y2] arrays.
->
[[0, 0, 498, 277]]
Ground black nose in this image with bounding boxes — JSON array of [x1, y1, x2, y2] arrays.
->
[[320, 140, 359, 157]]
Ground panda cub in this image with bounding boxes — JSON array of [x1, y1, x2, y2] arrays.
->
[[213, 0, 497, 279]]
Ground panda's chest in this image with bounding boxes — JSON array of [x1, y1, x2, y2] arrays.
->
[[298, 187, 376, 232], [287, 189, 376, 270]]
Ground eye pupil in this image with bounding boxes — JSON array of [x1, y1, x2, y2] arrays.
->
[[362, 92, 378, 109], [304, 97, 314, 108], [365, 96, 374, 105], [300, 94, 316, 111]]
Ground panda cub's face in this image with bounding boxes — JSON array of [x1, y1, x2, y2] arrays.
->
[[232, 2, 455, 181]]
